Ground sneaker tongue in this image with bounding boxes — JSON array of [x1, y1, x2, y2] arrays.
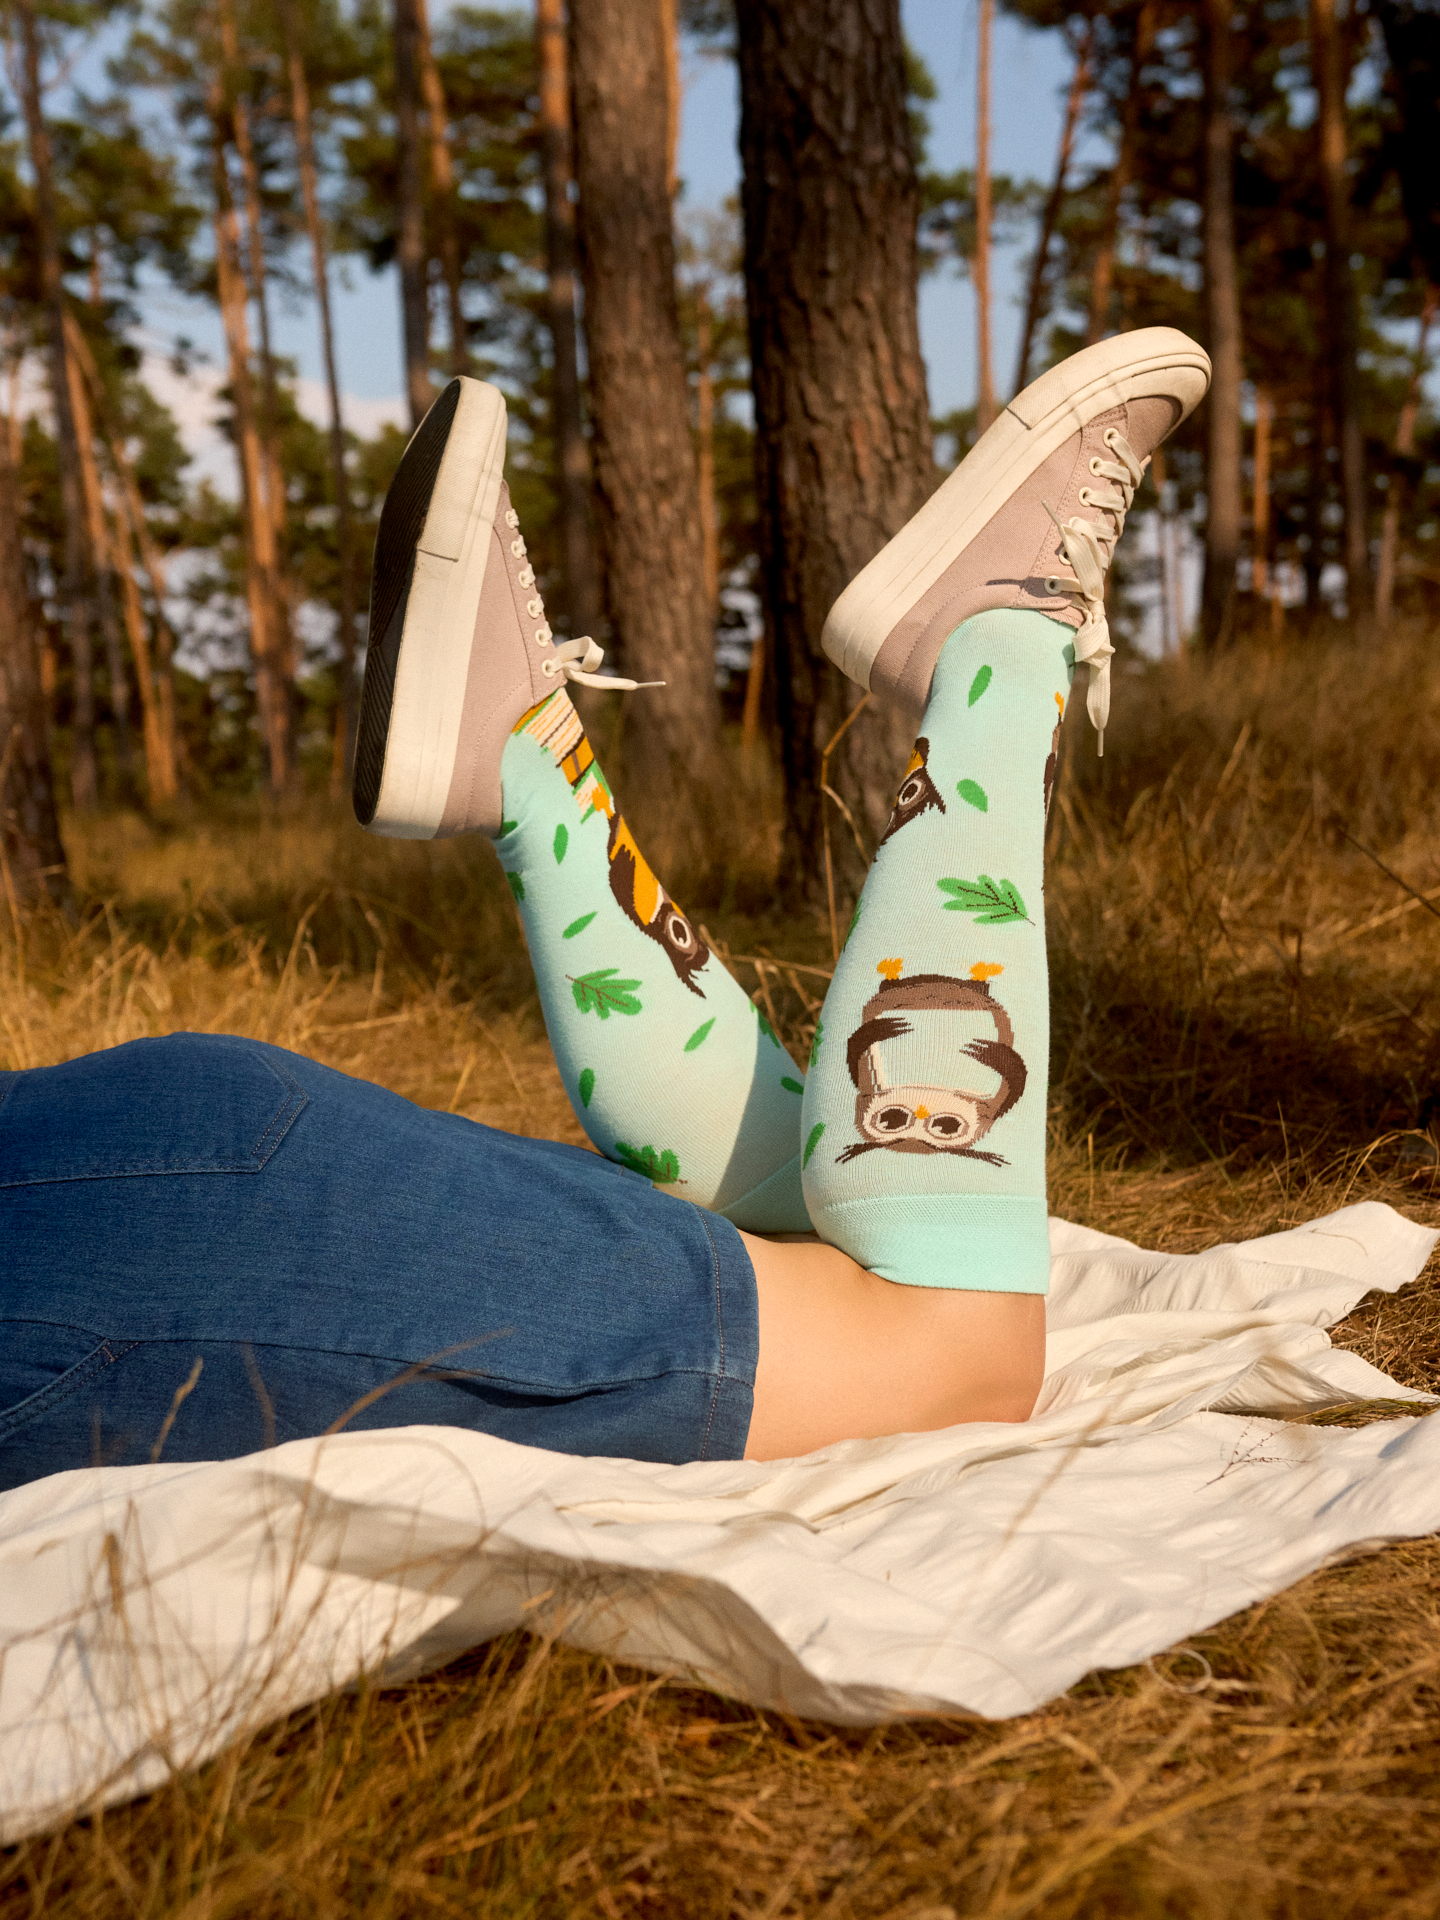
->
[[1122, 393, 1182, 458]]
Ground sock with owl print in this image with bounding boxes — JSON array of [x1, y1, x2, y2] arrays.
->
[[799, 608, 1073, 1292], [492, 687, 812, 1231]]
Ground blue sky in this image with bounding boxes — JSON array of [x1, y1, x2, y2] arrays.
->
[[121, 1, 1094, 459]]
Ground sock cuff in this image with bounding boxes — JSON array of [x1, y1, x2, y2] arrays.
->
[[811, 1194, 1051, 1293]]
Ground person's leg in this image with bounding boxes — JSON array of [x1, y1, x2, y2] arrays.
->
[[0, 1035, 760, 1491], [353, 378, 809, 1231], [803, 330, 1210, 1299]]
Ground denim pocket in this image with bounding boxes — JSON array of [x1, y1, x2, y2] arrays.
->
[[0, 1323, 139, 1438], [0, 1033, 306, 1187]]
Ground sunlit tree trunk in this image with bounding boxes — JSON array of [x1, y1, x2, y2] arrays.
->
[[218, 0, 295, 696], [734, 0, 934, 883], [63, 342, 132, 779], [1087, 1, 1154, 347], [1375, 288, 1435, 627], [569, 0, 719, 782], [280, 0, 362, 781], [415, 0, 467, 376], [1310, 0, 1370, 620], [14, 0, 97, 811], [0, 403, 69, 905], [393, 0, 433, 424], [210, 93, 290, 789], [1251, 385, 1274, 621], [1199, 0, 1242, 652], [694, 286, 719, 615], [536, 0, 600, 641], [974, 0, 995, 431], [1015, 19, 1090, 394]]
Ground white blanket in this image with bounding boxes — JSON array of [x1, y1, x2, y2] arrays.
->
[[2, 1201, 1436, 1844]]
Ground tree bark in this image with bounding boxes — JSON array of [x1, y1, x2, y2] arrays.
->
[[536, 0, 600, 640], [1375, 287, 1435, 627], [1015, 19, 1090, 395], [1310, 0, 1370, 621], [280, 0, 362, 778], [0, 406, 69, 906], [63, 343, 133, 779], [974, 0, 995, 431], [393, 0, 433, 425], [1199, 0, 1242, 652], [1251, 384, 1273, 610], [1087, 0, 1154, 347], [210, 92, 291, 788], [14, 0, 98, 811], [695, 285, 719, 613], [569, 0, 719, 784], [415, 0, 467, 376], [734, 0, 934, 884]]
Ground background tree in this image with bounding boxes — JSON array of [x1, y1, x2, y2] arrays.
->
[[568, 0, 719, 791], [733, 0, 935, 887], [1200, 0, 1242, 650]]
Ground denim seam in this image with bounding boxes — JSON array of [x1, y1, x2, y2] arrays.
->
[[0, 1337, 140, 1441], [694, 1210, 727, 1462]]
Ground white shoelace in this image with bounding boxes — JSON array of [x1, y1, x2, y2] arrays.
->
[[540, 635, 665, 694], [1042, 428, 1146, 756]]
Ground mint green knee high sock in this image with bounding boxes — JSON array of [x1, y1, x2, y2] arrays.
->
[[492, 687, 811, 1230], [801, 610, 1073, 1290]]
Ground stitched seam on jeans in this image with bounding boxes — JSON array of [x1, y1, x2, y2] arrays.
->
[[0, 1338, 141, 1440], [249, 1054, 308, 1162], [695, 1210, 727, 1461]]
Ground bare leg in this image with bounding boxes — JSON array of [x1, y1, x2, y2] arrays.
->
[[739, 1231, 1044, 1460]]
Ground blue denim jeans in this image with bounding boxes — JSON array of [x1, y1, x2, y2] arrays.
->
[[0, 1035, 759, 1491]]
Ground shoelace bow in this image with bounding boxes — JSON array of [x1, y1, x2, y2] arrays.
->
[[504, 508, 664, 694], [1043, 427, 1146, 756]]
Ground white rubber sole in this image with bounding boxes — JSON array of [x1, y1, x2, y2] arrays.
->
[[369, 379, 509, 840], [821, 328, 1212, 689]]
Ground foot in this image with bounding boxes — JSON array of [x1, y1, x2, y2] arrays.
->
[[821, 327, 1211, 749], [354, 376, 642, 839]]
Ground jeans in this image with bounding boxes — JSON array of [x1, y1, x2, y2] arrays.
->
[[0, 1034, 759, 1492]]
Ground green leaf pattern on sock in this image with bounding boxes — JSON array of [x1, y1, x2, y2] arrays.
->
[[570, 968, 643, 1018], [578, 1067, 595, 1108], [937, 874, 1029, 923], [809, 1019, 823, 1069], [562, 911, 597, 939], [803, 1122, 825, 1168], [496, 818, 517, 839], [956, 778, 988, 811], [554, 823, 568, 864], [755, 1004, 780, 1047], [967, 665, 992, 706], [844, 900, 862, 948], [615, 1142, 680, 1183], [505, 871, 524, 902], [684, 1018, 715, 1052], [781, 1076, 803, 1094]]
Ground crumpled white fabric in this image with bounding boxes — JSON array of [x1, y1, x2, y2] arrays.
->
[[1, 1200, 1436, 1844]]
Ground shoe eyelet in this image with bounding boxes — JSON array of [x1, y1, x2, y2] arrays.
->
[[527, 597, 543, 617], [1077, 487, 1094, 507], [1103, 428, 1120, 448], [1045, 577, 1062, 593], [504, 509, 519, 528], [510, 538, 525, 557], [541, 657, 559, 677], [534, 628, 551, 646], [1089, 457, 1103, 475]]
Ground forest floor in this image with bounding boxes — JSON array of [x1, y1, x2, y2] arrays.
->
[[3, 625, 1440, 1917]]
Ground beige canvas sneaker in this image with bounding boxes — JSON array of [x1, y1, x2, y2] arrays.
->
[[822, 327, 1212, 750], [355, 376, 645, 839]]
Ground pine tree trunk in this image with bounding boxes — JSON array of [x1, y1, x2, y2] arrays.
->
[[0, 410, 69, 906], [415, 0, 467, 375], [695, 287, 719, 613], [1015, 19, 1090, 394], [1087, 1, 1154, 347], [1199, 0, 1243, 652], [14, 0, 97, 812], [733, 0, 934, 887], [219, 0, 296, 708], [393, 0, 433, 425], [536, 0, 600, 641], [64, 344, 133, 780], [974, 0, 995, 431], [1252, 385, 1273, 607], [67, 317, 181, 804], [568, 0, 719, 785], [1375, 288, 1435, 627], [280, 0, 362, 779], [210, 95, 291, 789], [1310, 0, 1370, 621]]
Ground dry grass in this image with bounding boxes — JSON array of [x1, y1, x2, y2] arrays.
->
[[4, 625, 1440, 1916]]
